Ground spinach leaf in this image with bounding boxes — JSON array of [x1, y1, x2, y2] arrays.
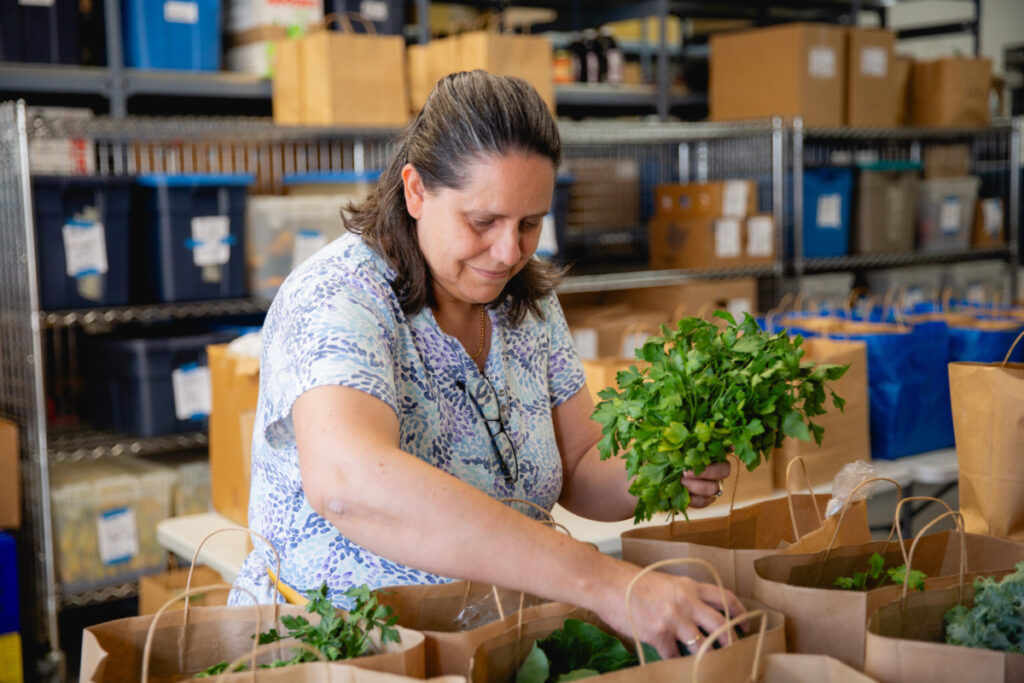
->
[[593, 312, 849, 521], [516, 619, 661, 683]]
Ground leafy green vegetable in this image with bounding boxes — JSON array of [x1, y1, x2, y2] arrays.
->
[[945, 561, 1024, 653], [514, 619, 661, 683], [194, 582, 400, 677], [593, 312, 848, 521], [832, 552, 927, 592]]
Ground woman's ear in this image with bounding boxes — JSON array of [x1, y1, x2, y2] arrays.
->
[[401, 163, 425, 220]]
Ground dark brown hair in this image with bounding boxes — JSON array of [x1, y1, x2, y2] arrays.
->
[[342, 70, 564, 324]]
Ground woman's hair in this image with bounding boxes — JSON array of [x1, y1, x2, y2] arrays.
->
[[343, 70, 564, 324]]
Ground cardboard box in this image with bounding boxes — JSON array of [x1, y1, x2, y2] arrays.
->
[[565, 158, 639, 230], [0, 419, 19, 530], [654, 181, 757, 219], [846, 28, 898, 127], [710, 23, 847, 127], [971, 198, 1004, 247], [911, 57, 992, 127], [601, 278, 758, 323], [208, 345, 260, 527], [649, 214, 774, 270], [923, 144, 971, 179], [893, 55, 913, 125], [138, 566, 228, 615], [855, 167, 919, 254]]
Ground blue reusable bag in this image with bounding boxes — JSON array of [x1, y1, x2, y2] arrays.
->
[[832, 319, 955, 460], [948, 321, 1024, 364]]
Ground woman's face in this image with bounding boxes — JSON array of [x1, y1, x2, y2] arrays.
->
[[403, 151, 555, 309]]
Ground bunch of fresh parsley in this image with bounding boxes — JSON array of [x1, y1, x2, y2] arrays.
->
[[832, 552, 927, 592], [195, 583, 400, 677], [593, 312, 848, 522], [515, 619, 660, 683], [945, 561, 1024, 653]]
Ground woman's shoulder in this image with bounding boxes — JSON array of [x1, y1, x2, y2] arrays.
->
[[274, 233, 397, 311]]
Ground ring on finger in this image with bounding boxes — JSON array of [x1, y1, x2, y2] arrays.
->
[[714, 481, 724, 498], [683, 635, 703, 648]]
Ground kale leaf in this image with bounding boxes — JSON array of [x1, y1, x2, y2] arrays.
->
[[945, 561, 1024, 653]]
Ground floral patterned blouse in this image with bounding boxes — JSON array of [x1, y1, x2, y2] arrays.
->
[[229, 233, 586, 608]]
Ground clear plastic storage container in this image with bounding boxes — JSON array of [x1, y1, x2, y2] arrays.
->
[[165, 451, 212, 517], [246, 195, 350, 300], [49, 457, 176, 593], [917, 176, 981, 252]]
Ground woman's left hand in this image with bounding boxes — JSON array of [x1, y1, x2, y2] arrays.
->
[[681, 461, 732, 508]]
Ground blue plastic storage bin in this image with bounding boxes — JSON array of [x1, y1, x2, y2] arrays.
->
[[81, 327, 238, 437], [121, 0, 221, 70], [32, 176, 132, 310], [0, 532, 17, 635], [134, 174, 252, 303], [800, 167, 853, 258], [0, 0, 79, 64]]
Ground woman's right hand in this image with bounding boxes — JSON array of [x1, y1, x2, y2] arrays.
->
[[595, 561, 748, 661]]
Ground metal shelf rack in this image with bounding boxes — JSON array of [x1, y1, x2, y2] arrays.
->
[[2, 103, 1021, 681]]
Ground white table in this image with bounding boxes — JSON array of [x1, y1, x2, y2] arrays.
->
[[156, 451, 954, 580]]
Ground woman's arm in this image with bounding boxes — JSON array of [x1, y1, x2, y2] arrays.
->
[[294, 384, 743, 659], [552, 386, 730, 522]]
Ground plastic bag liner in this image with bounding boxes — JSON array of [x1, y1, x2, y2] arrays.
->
[[825, 461, 880, 519]]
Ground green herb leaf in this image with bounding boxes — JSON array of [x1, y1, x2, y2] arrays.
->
[[516, 643, 552, 683], [592, 313, 847, 521], [946, 561, 1024, 653]]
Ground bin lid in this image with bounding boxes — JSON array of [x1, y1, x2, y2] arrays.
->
[[284, 170, 383, 186], [856, 160, 923, 172], [137, 173, 256, 187]]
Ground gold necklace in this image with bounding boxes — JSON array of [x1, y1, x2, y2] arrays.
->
[[468, 305, 487, 359]]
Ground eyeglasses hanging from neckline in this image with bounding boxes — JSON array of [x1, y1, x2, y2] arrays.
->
[[458, 375, 519, 485]]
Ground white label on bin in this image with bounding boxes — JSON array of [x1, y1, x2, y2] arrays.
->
[[535, 214, 559, 258], [808, 47, 836, 79], [97, 507, 138, 566], [816, 194, 842, 229], [966, 284, 986, 303], [172, 364, 212, 421], [164, 0, 199, 24], [861, 47, 888, 78], [621, 333, 649, 359], [714, 218, 741, 258], [940, 197, 962, 235], [292, 230, 329, 269], [190, 216, 231, 267], [722, 181, 750, 218], [982, 199, 1003, 237], [62, 220, 108, 277], [359, 0, 389, 22], [572, 329, 598, 360], [747, 216, 774, 257], [727, 298, 752, 320], [19, 0, 55, 6]]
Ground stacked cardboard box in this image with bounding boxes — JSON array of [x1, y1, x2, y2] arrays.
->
[[649, 180, 773, 270]]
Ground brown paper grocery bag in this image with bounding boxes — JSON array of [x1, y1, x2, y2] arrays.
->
[[294, 14, 409, 127], [272, 36, 304, 125], [470, 559, 785, 683], [761, 653, 878, 682], [378, 581, 576, 677], [138, 566, 227, 616], [621, 459, 870, 598], [948, 333, 1024, 542], [865, 581, 1024, 683], [772, 338, 871, 489], [753, 502, 1024, 669], [81, 589, 427, 682]]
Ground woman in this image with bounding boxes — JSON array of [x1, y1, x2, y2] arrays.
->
[[231, 70, 741, 659]]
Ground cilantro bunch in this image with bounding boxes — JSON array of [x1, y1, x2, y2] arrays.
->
[[945, 561, 1024, 653], [833, 552, 927, 592], [195, 583, 399, 677], [593, 312, 848, 522]]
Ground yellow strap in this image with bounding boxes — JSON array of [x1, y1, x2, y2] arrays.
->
[[267, 568, 310, 606]]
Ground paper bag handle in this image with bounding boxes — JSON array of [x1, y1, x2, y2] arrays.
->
[[1001, 330, 1024, 366], [901, 510, 966, 606], [775, 293, 795, 315], [891, 496, 956, 567], [625, 558, 731, 666], [844, 287, 874, 317], [693, 610, 767, 683], [221, 641, 328, 680], [186, 527, 283, 624], [141, 584, 257, 683], [821, 477, 903, 563], [322, 12, 377, 35], [784, 456, 823, 540]]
